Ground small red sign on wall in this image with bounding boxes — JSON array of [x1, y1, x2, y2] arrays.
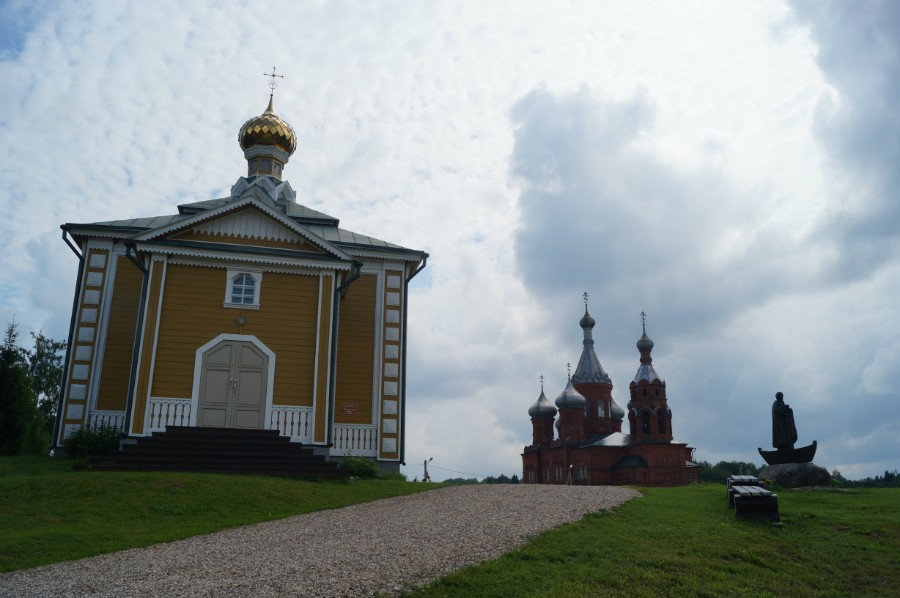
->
[[341, 403, 357, 416]]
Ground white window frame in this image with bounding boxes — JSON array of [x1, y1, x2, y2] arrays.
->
[[223, 268, 263, 309]]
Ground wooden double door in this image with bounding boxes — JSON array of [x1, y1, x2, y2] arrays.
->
[[197, 340, 268, 429]]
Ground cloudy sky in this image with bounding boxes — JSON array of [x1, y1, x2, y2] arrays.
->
[[1, 0, 897, 480]]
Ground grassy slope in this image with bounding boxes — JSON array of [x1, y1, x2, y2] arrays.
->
[[0, 456, 435, 572], [413, 484, 900, 597]]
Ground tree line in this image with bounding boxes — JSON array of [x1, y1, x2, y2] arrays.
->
[[0, 321, 65, 455], [443, 473, 521, 484]]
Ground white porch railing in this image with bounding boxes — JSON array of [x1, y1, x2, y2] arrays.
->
[[148, 398, 191, 432], [88, 410, 126, 432], [270, 406, 313, 443], [332, 424, 378, 457]]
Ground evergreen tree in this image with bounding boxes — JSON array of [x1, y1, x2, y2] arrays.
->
[[0, 321, 49, 455]]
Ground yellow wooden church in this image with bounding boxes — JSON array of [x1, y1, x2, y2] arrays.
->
[[52, 88, 427, 473]]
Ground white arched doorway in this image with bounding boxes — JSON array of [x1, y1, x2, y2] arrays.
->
[[189, 334, 276, 429]]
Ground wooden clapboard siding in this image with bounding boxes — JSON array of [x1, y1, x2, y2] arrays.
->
[[95, 257, 142, 410], [150, 264, 319, 406], [334, 273, 377, 424]]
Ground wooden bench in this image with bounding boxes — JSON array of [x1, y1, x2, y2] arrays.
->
[[726, 475, 763, 506], [730, 485, 780, 522]]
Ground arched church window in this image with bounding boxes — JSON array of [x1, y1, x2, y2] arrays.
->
[[658, 415, 666, 434], [224, 269, 263, 309], [642, 413, 651, 434]]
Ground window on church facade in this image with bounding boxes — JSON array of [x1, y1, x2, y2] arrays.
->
[[224, 269, 263, 309], [642, 413, 650, 434], [658, 415, 666, 434]]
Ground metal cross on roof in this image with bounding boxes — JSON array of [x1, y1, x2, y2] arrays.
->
[[640, 311, 647, 332], [583, 291, 589, 307], [566, 362, 572, 378], [540, 374, 545, 391], [263, 66, 284, 93]]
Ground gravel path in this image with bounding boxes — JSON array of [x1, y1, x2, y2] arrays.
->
[[0, 484, 640, 597]]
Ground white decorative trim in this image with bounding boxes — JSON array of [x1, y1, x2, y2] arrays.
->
[[167, 257, 335, 277], [86, 272, 103, 287], [75, 346, 92, 361], [382, 419, 397, 434], [383, 400, 397, 415], [384, 327, 399, 342], [132, 243, 353, 271], [66, 403, 84, 419], [386, 274, 401, 289], [88, 249, 120, 415], [188, 334, 276, 429], [385, 292, 400, 306], [72, 364, 89, 380], [83, 290, 100, 304], [381, 438, 397, 453], [133, 196, 355, 262], [384, 363, 398, 378], [383, 381, 398, 396], [270, 405, 313, 442], [77, 327, 94, 342], [80, 308, 97, 323], [332, 424, 378, 457], [384, 345, 399, 359], [191, 209, 302, 244], [88, 410, 126, 431], [147, 397, 191, 432], [69, 384, 86, 400], [89, 253, 107, 268]]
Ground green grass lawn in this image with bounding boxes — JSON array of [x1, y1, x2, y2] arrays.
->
[[4, 459, 898, 597], [412, 484, 900, 597], [0, 456, 437, 572]]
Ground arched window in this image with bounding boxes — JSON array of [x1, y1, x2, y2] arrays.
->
[[658, 415, 666, 434], [642, 412, 651, 434], [231, 274, 256, 304], [224, 269, 263, 309]]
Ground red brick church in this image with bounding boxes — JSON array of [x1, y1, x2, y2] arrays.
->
[[522, 301, 698, 486]]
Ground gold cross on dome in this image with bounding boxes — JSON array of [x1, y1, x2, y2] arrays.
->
[[263, 66, 284, 92]]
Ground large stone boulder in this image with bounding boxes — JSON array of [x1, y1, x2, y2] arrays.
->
[[760, 462, 831, 488]]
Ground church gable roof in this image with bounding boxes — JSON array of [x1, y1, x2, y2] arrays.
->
[[178, 197, 341, 227], [168, 206, 326, 254], [132, 197, 353, 262]]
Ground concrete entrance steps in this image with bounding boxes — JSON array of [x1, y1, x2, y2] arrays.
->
[[91, 426, 347, 479]]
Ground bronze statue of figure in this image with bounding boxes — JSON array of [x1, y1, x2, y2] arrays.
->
[[771, 391, 797, 450], [759, 391, 816, 465]]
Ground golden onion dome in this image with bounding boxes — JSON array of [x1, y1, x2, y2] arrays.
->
[[238, 95, 297, 156]]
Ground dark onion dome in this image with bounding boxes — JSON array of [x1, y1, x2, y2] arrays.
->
[[610, 397, 626, 420], [528, 390, 558, 419], [636, 330, 654, 352], [555, 379, 587, 409], [579, 306, 595, 329], [239, 95, 297, 156]]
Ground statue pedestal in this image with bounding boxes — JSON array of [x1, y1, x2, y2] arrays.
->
[[760, 462, 831, 488]]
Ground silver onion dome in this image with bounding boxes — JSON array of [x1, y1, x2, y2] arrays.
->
[[528, 390, 558, 419], [610, 397, 626, 420], [637, 331, 654, 352], [555, 379, 587, 409]]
